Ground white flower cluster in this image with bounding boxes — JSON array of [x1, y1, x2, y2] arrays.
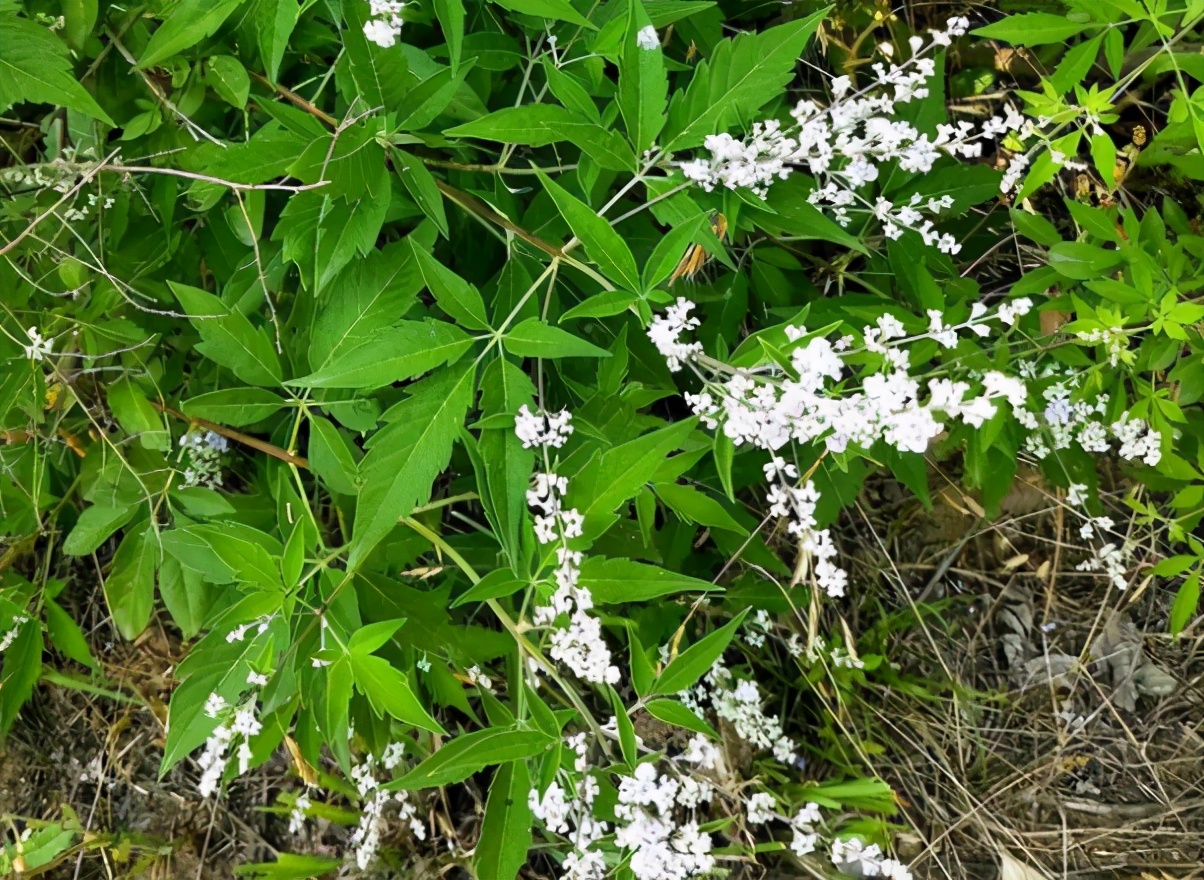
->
[[289, 792, 311, 835], [653, 297, 1038, 598], [532, 722, 917, 880], [831, 837, 914, 879], [530, 746, 716, 880], [179, 429, 229, 489], [350, 746, 423, 870], [518, 408, 620, 686], [197, 674, 267, 798], [1020, 383, 1161, 468], [651, 294, 1164, 607], [678, 18, 1019, 253], [0, 614, 29, 653], [681, 662, 797, 763], [22, 327, 53, 362], [647, 298, 703, 371], [515, 404, 575, 449], [465, 664, 494, 692], [363, 0, 405, 48]]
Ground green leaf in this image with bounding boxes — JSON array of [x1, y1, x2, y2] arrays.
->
[[138, 0, 248, 68], [488, 0, 595, 28], [350, 652, 446, 733], [1049, 34, 1103, 95], [252, 0, 303, 82], [504, 318, 612, 358], [104, 525, 157, 640], [387, 728, 553, 790], [653, 481, 747, 533], [1010, 207, 1062, 246], [275, 188, 390, 294], [182, 388, 286, 426], [0, 10, 114, 124], [161, 593, 282, 772], [307, 415, 360, 495], [45, 598, 98, 670], [972, 13, 1092, 46], [0, 617, 42, 736], [579, 556, 721, 603], [162, 523, 283, 591], [348, 619, 406, 656], [341, 0, 409, 112], [561, 290, 640, 320], [434, 0, 465, 72], [411, 243, 492, 330], [474, 760, 533, 880], [234, 854, 345, 879], [158, 553, 211, 639], [64, 0, 98, 51], [560, 121, 638, 171], [661, 9, 827, 150], [713, 433, 734, 501], [1090, 132, 1118, 189], [1170, 571, 1200, 636], [307, 238, 425, 375], [1047, 241, 1124, 280], [1064, 200, 1121, 243], [205, 55, 250, 107], [569, 418, 696, 538], [351, 364, 476, 566], [63, 504, 136, 556], [644, 698, 717, 737], [537, 169, 641, 292], [170, 282, 283, 386], [107, 378, 170, 450], [396, 61, 476, 131], [445, 103, 586, 146], [653, 608, 749, 695], [396, 150, 449, 238], [474, 357, 537, 567], [292, 320, 473, 389], [451, 569, 527, 607], [618, 0, 668, 157], [542, 59, 599, 120]]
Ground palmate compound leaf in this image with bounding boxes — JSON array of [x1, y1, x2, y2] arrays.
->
[[0, 9, 114, 124], [660, 7, 828, 151], [349, 363, 476, 567]]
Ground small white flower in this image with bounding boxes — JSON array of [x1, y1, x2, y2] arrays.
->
[[23, 327, 53, 361], [746, 791, 777, 824], [635, 25, 659, 50]]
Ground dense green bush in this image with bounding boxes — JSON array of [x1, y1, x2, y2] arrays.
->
[[2, 0, 1203, 874]]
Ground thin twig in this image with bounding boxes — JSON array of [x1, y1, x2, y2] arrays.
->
[[104, 164, 328, 192], [106, 30, 225, 147], [435, 179, 565, 259], [0, 149, 120, 257], [152, 402, 309, 469]]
